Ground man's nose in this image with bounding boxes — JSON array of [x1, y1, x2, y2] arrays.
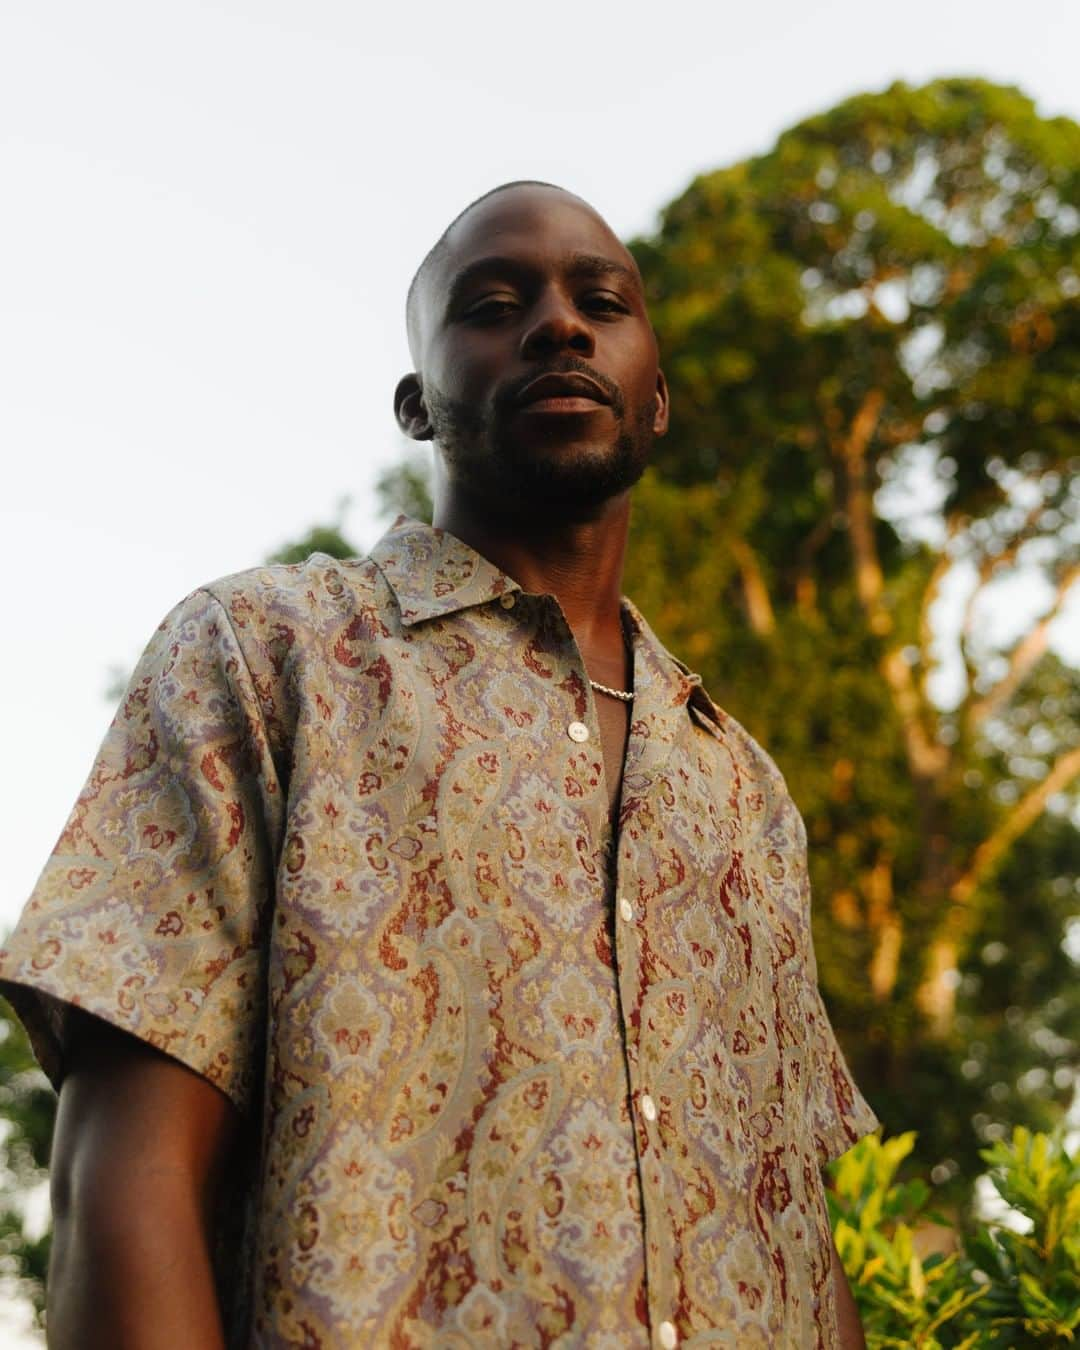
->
[[520, 292, 595, 360]]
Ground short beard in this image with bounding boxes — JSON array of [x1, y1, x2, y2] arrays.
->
[[425, 378, 656, 522]]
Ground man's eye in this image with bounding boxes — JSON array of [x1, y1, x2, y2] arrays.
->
[[463, 297, 518, 321], [583, 293, 628, 314]]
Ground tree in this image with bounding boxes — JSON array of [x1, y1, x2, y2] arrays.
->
[[625, 76, 1079, 1182]]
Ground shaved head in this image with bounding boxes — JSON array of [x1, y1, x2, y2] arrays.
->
[[406, 181, 605, 363]]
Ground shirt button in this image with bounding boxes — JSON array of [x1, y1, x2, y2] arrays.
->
[[618, 896, 634, 922], [658, 1321, 678, 1349], [499, 592, 516, 609], [567, 721, 590, 743], [641, 1092, 657, 1122]]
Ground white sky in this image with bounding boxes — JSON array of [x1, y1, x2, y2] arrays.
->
[[2, 0, 1079, 944]]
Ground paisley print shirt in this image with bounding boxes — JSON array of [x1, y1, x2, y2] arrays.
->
[[1, 516, 878, 1348]]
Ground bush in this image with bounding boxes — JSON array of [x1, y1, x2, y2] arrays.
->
[[965, 1130, 1080, 1346], [828, 1128, 1080, 1348]]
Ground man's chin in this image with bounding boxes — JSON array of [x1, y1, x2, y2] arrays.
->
[[431, 392, 656, 517], [492, 436, 650, 514]]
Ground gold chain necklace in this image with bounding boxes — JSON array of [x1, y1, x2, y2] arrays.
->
[[587, 613, 635, 702], [589, 678, 634, 702]]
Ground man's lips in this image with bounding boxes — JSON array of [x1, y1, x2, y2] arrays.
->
[[514, 372, 613, 413]]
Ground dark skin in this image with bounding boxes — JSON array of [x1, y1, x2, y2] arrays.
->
[[47, 1013, 237, 1349], [47, 183, 864, 1349]]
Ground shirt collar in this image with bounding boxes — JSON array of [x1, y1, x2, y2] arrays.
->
[[367, 515, 722, 732], [368, 515, 521, 625], [622, 597, 723, 732]]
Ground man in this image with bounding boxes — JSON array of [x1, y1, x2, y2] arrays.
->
[[0, 181, 878, 1348]]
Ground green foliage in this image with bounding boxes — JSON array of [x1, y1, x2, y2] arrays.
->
[[829, 1128, 1080, 1348], [965, 1128, 1080, 1346], [376, 452, 434, 525], [267, 521, 358, 564], [830, 1130, 987, 1347]]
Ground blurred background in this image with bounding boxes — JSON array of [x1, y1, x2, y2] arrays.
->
[[2, 1, 1078, 1342]]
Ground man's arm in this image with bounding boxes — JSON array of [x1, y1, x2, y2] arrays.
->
[[830, 1232, 866, 1350], [47, 1014, 240, 1350]]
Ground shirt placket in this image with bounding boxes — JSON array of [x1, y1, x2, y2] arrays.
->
[[577, 621, 687, 1350], [610, 720, 685, 1350], [521, 594, 686, 1350]]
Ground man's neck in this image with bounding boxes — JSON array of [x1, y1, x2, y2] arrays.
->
[[431, 489, 630, 647]]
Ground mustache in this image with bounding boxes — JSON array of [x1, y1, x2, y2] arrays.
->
[[496, 357, 625, 418]]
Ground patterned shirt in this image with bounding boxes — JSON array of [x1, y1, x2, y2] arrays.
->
[[1, 516, 878, 1348]]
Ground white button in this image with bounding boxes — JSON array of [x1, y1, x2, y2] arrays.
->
[[499, 592, 516, 609], [567, 721, 590, 743], [658, 1321, 678, 1349], [619, 897, 634, 922], [641, 1093, 657, 1122]]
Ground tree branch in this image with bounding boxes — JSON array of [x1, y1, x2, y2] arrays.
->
[[728, 536, 776, 636], [917, 741, 1080, 1036], [918, 550, 955, 707], [793, 507, 835, 616], [950, 741, 1080, 908], [833, 388, 949, 785], [967, 562, 1080, 728], [881, 649, 950, 781], [957, 497, 1047, 704], [839, 389, 888, 624], [864, 853, 902, 1001]]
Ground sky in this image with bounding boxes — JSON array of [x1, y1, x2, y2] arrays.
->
[[1, 0, 1079, 1340], [2, 0, 1079, 938]]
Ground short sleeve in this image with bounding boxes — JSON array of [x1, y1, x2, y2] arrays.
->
[[756, 749, 881, 1166], [0, 588, 284, 1114]]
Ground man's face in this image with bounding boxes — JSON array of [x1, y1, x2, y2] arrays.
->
[[400, 186, 668, 517]]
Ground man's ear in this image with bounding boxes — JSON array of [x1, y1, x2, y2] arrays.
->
[[395, 374, 434, 441], [653, 368, 670, 438]]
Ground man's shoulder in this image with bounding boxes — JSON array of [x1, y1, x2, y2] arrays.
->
[[704, 695, 785, 783], [135, 553, 395, 693], [626, 597, 795, 819], [201, 551, 380, 607], [189, 551, 388, 637], [683, 680, 799, 833]]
